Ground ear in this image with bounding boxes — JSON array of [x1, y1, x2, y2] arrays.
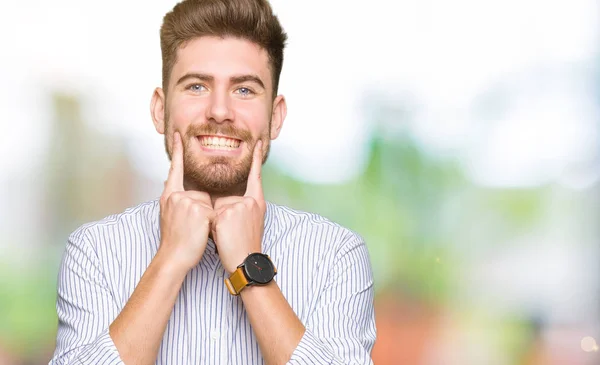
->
[[150, 87, 166, 134], [269, 94, 287, 140]]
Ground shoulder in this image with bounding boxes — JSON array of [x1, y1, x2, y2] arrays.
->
[[67, 199, 159, 250], [266, 202, 374, 296], [266, 201, 366, 255]]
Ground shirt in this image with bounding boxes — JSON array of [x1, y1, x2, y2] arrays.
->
[[50, 199, 376, 364]]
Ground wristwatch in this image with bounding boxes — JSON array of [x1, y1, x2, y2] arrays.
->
[[225, 253, 277, 295]]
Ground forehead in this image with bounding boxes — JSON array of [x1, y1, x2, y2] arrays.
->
[[172, 36, 272, 86]]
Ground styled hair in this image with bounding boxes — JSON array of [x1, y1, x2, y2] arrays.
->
[[160, 0, 287, 97]]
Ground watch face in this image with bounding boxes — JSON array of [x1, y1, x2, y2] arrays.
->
[[243, 253, 275, 284]]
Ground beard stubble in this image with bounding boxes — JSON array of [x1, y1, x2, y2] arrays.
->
[[164, 120, 270, 196]]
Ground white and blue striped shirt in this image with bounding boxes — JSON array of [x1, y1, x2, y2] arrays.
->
[[50, 199, 376, 364]]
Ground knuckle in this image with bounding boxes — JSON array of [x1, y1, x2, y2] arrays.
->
[[189, 200, 206, 216], [159, 194, 168, 207], [169, 191, 181, 203], [222, 207, 235, 217], [189, 202, 202, 214]]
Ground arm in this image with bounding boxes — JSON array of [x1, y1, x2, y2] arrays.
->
[[50, 230, 123, 365], [49, 230, 191, 365], [288, 235, 376, 364], [213, 142, 376, 364], [241, 235, 376, 365], [107, 250, 189, 364], [51, 132, 214, 365], [240, 281, 305, 364]]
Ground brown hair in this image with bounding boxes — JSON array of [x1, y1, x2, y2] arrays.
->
[[160, 0, 287, 97]]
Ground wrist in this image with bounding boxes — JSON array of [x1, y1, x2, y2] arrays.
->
[[224, 246, 262, 275], [153, 247, 192, 280], [240, 280, 276, 298], [224, 254, 247, 275], [225, 253, 276, 296]]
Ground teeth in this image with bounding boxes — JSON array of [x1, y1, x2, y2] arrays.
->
[[200, 136, 240, 150]]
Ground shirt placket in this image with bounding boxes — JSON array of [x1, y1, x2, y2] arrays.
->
[[211, 261, 231, 365]]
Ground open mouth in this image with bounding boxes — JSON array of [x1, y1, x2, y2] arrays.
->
[[197, 135, 242, 151]]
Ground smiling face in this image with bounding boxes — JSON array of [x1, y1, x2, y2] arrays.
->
[[151, 36, 287, 195]]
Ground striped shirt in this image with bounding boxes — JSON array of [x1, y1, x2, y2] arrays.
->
[[50, 199, 376, 364]]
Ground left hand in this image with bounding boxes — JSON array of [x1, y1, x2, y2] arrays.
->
[[212, 140, 267, 274]]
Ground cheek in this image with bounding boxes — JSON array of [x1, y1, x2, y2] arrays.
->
[[233, 102, 271, 137], [169, 97, 206, 129]]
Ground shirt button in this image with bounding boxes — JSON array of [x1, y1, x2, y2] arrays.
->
[[217, 267, 225, 276], [211, 329, 220, 341]]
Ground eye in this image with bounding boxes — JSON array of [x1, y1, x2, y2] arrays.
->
[[187, 84, 207, 92], [235, 87, 255, 97]]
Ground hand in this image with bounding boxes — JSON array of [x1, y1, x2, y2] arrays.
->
[[212, 140, 266, 274], [158, 132, 215, 272]]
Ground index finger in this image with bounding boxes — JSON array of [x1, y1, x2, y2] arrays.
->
[[164, 131, 184, 195], [244, 139, 264, 200]]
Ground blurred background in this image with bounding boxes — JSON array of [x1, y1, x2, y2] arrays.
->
[[1, 0, 599, 364]]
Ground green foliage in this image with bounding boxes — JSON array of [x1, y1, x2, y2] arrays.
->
[[264, 129, 549, 307], [0, 252, 59, 358], [264, 134, 467, 304]]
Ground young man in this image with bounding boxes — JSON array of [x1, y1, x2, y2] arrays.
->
[[50, 1, 376, 364]]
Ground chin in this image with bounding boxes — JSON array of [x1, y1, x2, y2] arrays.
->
[[185, 162, 249, 194]]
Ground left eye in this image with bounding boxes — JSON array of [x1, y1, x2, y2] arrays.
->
[[236, 87, 253, 96]]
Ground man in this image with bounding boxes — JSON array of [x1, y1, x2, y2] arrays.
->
[[50, 0, 376, 364]]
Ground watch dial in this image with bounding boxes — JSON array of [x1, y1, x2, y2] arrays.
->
[[244, 253, 275, 284]]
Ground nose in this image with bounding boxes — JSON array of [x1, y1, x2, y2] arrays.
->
[[205, 90, 234, 123]]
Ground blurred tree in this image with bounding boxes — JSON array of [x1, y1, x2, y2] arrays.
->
[[263, 132, 463, 304], [42, 92, 136, 248]]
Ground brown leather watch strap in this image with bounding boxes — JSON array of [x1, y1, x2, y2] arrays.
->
[[224, 267, 249, 295]]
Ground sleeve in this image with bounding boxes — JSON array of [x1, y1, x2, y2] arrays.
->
[[49, 229, 125, 365], [287, 234, 377, 365]]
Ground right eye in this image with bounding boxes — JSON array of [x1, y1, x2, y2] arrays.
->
[[187, 84, 207, 92]]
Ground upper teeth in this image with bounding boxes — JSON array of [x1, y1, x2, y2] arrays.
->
[[200, 136, 240, 148]]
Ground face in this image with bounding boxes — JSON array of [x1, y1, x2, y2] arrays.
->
[[151, 36, 286, 195]]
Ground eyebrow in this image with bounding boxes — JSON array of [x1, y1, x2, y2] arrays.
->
[[230, 75, 265, 89], [176, 73, 213, 86], [175, 73, 266, 89]]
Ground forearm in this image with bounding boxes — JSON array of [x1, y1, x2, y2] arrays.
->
[[109, 250, 187, 365], [240, 281, 305, 365]]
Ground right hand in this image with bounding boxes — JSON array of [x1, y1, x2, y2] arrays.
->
[[158, 132, 215, 271]]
